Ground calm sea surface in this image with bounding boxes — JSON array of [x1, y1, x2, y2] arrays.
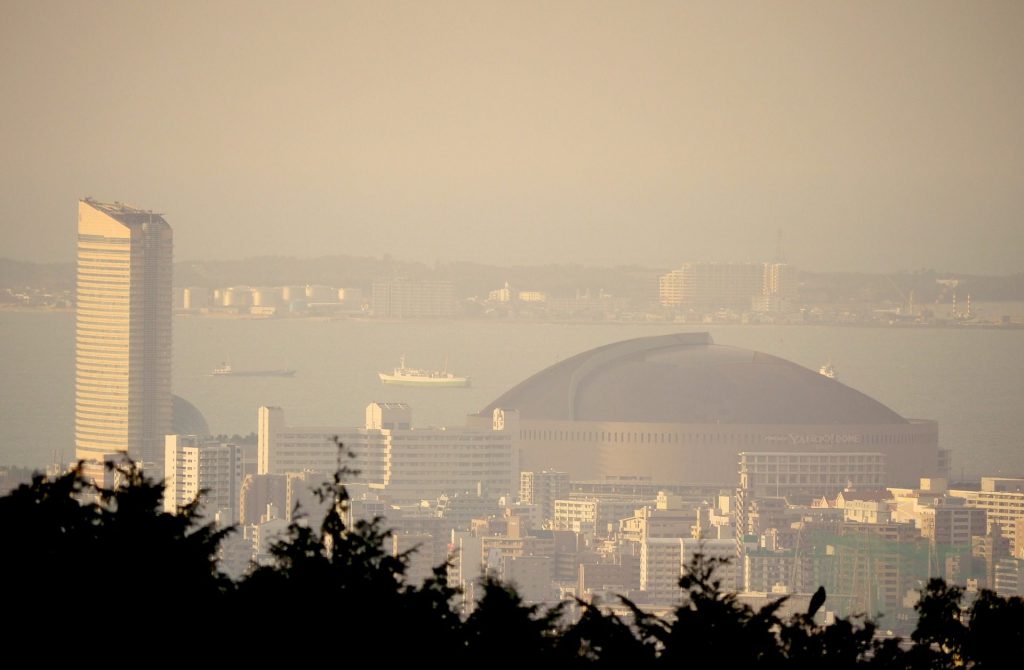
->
[[2, 309, 1023, 478]]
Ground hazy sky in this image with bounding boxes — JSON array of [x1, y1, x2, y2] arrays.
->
[[1, 1, 1022, 273]]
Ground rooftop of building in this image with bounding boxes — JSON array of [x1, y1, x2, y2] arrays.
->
[[81, 197, 167, 226], [372, 401, 411, 410]]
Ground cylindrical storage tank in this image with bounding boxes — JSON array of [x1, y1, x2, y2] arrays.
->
[[223, 286, 253, 308], [251, 287, 281, 307], [183, 286, 211, 310], [305, 284, 337, 302], [338, 287, 364, 305], [173, 287, 186, 310]]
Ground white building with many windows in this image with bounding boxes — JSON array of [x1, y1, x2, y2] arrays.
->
[[164, 435, 242, 522], [951, 478, 1024, 556], [639, 537, 738, 605], [258, 403, 517, 503], [75, 199, 173, 479]]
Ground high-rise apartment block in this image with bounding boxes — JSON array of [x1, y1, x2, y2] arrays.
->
[[75, 199, 172, 478], [257, 403, 517, 502], [658, 262, 796, 310], [371, 279, 456, 318], [519, 470, 570, 525], [951, 478, 1024, 556], [164, 435, 242, 522], [639, 537, 737, 605]]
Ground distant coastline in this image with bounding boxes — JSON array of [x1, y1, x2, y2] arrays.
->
[[4, 302, 1023, 329]]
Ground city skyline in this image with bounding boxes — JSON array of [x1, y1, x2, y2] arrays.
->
[[2, 2, 1024, 651]]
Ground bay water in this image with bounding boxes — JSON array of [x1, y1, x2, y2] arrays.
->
[[2, 310, 1022, 478]]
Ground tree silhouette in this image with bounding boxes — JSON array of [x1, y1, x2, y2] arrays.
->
[[0, 462, 231, 642], [3, 458, 1024, 666], [911, 578, 967, 669], [966, 587, 1024, 668], [556, 598, 657, 669], [463, 576, 563, 664], [779, 608, 883, 669], [625, 553, 787, 667]]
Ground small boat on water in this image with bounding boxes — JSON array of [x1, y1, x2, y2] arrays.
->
[[212, 362, 296, 377], [819, 360, 837, 379], [378, 356, 470, 387]]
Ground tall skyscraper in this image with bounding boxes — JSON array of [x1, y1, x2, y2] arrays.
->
[[75, 199, 173, 479]]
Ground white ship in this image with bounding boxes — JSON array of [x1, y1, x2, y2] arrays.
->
[[378, 356, 470, 387], [819, 360, 837, 379]]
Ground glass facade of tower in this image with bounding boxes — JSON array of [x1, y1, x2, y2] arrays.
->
[[75, 199, 172, 477]]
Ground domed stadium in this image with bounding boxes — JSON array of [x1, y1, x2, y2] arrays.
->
[[481, 333, 945, 487], [172, 394, 210, 437]]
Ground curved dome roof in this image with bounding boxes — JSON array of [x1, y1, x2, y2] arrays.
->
[[172, 394, 211, 436], [482, 333, 906, 425]]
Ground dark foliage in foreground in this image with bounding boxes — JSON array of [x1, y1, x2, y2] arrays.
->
[[2, 463, 1023, 666]]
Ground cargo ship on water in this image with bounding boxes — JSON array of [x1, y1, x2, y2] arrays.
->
[[378, 356, 470, 387], [211, 363, 295, 377]]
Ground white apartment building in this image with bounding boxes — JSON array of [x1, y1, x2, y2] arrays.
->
[[448, 530, 485, 614], [519, 470, 570, 528], [951, 478, 1024, 555], [681, 538, 740, 591], [640, 537, 683, 604], [371, 279, 456, 318], [164, 435, 242, 521], [258, 404, 517, 503], [620, 505, 695, 543], [553, 497, 646, 537], [658, 262, 795, 310], [841, 498, 892, 524], [640, 537, 738, 605]]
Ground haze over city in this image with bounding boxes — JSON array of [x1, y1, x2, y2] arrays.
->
[[2, 1, 1024, 656], [2, 0, 1023, 272]]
